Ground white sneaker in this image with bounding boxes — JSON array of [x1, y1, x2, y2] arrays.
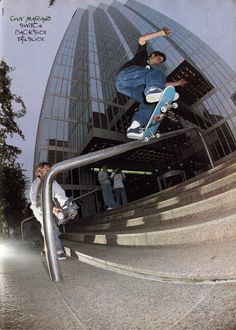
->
[[146, 90, 179, 103], [173, 92, 179, 101], [146, 90, 162, 103]]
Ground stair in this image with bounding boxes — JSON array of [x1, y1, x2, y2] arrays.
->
[[62, 157, 236, 282], [63, 239, 236, 283]]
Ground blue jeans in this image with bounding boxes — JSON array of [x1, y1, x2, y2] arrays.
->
[[36, 217, 63, 251], [101, 184, 116, 209], [53, 222, 63, 252], [115, 66, 166, 126], [114, 188, 128, 207]]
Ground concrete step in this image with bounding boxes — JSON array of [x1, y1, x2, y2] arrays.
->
[[62, 239, 236, 283], [64, 158, 236, 247], [62, 213, 236, 247], [125, 159, 236, 210], [74, 160, 236, 227], [67, 187, 236, 233]]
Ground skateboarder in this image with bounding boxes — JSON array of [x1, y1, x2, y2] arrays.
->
[[30, 162, 76, 260], [115, 27, 187, 139]]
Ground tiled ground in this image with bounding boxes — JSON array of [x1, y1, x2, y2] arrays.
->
[[1, 239, 236, 330]]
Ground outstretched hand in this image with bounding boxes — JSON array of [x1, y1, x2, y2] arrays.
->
[[166, 79, 188, 88], [178, 79, 188, 87], [139, 28, 171, 45], [161, 27, 171, 36]]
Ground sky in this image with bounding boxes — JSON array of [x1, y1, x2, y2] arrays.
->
[[0, 0, 235, 191]]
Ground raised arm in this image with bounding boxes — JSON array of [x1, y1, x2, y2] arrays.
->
[[138, 27, 171, 45], [166, 79, 188, 88]]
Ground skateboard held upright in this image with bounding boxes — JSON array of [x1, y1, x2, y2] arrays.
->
[[143, 86, 178, 141]]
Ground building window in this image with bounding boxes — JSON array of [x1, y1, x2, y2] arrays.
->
[[167, 60, 214, 106]]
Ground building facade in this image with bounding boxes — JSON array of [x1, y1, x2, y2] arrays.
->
[[34, 0, 236, 215]]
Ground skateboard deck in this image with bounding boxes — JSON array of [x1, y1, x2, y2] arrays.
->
[[143, 86, 178, 141]]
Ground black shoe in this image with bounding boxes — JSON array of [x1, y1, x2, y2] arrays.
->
[[57, 252, 66, 260], [126, 126, 145, 140]]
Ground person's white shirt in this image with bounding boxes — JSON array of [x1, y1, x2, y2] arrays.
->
[[98, 170, 111, 185], [110, 172, 125, 189], [30, 177, 68, 227], [30, 177, 41, 208]]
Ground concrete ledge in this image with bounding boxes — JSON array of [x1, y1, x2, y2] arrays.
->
[[63, 239, 236, 284]]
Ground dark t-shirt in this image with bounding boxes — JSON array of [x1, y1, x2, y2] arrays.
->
[[117, 43, 149, 73]]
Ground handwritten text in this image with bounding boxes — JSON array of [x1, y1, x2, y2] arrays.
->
[[10, 15, 51, 44]]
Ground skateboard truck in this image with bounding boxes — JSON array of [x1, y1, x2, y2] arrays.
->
[[161, 102, 178, 114], [144, 132, 161, 142]]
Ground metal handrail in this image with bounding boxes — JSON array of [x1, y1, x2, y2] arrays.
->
[[20, 216, 35, 240], [60, 187, 101, 234], [71, 187, 101, 203], [41, 126, 214, 282]]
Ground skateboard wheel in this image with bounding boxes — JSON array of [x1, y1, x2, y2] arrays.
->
[[172, 102, 178, 109], [161, 106, 167, 113], [156, 133, 161, 138], [144, 137, 149, 142]]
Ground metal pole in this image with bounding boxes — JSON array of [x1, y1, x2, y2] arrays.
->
[[41, 126, 213, 282], [21, 216, 34, 240], [71, 187, 101, 203], [42, 139, 150, 282], [156, 176, 162, 192], [194, 127, 214, 169], [42, 174, 61, 282]]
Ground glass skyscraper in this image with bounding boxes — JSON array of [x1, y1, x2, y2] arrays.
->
[[34, 0, 236, 215]]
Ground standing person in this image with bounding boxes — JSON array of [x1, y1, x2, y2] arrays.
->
[[115, 27, 187, 139], [110, 169, 128, 207], [98, 165, 116, 210], [30, 162, 72, 260]]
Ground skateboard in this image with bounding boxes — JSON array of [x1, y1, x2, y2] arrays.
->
[[143, 86, 178, 141]]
